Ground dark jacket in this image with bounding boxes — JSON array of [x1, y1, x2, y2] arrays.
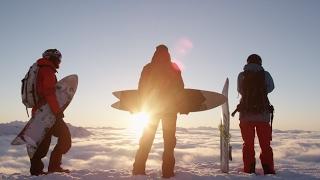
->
[[138, 61, 184, 115], [237, 63, 274, 122]]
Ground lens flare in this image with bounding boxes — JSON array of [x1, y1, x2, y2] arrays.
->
[[172, 59, 184, 71], [174, 37, 193, 56], [172, 37, 193, 72], [129, 112, 150, 140]]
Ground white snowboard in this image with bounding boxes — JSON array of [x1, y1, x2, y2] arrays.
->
[[11, 75, 78, 159], [220, 78, 232, 173]]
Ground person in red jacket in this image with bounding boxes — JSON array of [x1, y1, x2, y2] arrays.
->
[[132, 45, 184, 178], [30, 49, 71, 175]]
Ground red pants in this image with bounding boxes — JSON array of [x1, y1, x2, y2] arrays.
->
[[133, 114, 177, 178], [239, 121, 275, 174]]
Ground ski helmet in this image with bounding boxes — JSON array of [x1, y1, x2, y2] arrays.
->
[[42, 49, 62, 60]]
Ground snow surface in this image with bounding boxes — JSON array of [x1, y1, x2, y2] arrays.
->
[[0, 121, 319, 179]]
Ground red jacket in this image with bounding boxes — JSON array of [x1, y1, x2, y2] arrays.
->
[[31, 58, 60, 116]]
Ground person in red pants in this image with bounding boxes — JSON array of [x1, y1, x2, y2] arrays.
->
[[30, 49, 71, 175], [235, 54, 275, 174], [132, 45, 184, 178]]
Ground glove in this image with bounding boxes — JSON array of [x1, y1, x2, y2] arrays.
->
[[180, 110, 190, 115], [55, 111, 64, 121]]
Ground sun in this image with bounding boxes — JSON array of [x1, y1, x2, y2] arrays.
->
[[129, 112, 150, 140]]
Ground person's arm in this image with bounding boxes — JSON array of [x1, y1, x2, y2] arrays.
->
[[137, 65, 151, 112], [176, 70, 184, 90], [237, 72, 244, 95], [171, 62, 184, 90], [265, 71, 275, 93], [41, 67, 62, 117], [138, 66, 148, 91]]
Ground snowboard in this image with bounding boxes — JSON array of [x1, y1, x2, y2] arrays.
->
[[111, 89, 227, 114], [220, 78, 232, 173]]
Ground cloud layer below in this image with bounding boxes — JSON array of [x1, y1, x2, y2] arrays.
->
[[0, 121, 319, 179]]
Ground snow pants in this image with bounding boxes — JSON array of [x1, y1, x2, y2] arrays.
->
[[239, 121, 275, 174], [133, 114, 177, 178], [30, 119, 71, 175]]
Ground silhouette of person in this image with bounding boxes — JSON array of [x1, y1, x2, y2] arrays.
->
[[132, 44, 184, 178], [236, 54, 275, 174], [29, 49, 71, 175]]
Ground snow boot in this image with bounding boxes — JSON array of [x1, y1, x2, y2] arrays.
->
[[30, 159, 47, 176], [262, 164, 275, 175], [244, 162, 256, 174], [48, 166, 70, 174], [30, 170, 47, 176]]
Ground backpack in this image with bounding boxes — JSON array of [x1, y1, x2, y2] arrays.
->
[[231, 70, 275, 129], [21, 63, 39, 116], [240, 70, 269, 113], [231, 70, 273, 116]]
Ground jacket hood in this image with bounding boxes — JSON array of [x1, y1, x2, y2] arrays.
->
[[37, 58, 57, 72], [243, 63, 264, 72], [151, 46, 171, 65]]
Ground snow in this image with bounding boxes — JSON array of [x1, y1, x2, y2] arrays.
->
[[0, 121, 319, 179]]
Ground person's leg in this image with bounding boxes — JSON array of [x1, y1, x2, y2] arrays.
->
[[239, 121, 256, 173], [133, 116, 160, 175], [161, 114, 177, 178], [256, 122, 275, 174], [48, 119, 71, 172], [30, 130, 52, 175]]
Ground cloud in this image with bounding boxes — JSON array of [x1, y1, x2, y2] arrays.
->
[[0, 121, 92, 138], [0, 121, 320, 179], [294, 150, 320, 163]]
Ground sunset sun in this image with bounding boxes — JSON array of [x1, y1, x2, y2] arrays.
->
[[129, 112, 150, 139]]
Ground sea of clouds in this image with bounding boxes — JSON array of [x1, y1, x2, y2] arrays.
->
[[0, 121, 319, 179]]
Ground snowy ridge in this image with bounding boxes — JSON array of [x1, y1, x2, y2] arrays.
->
[[0, 121, 92, 138], [0, 121, 319, 179]]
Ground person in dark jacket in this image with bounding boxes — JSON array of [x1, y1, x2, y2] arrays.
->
[[132, 45, 184, 178], [237, 54, 275, 174], [30, 49, 71, 175]]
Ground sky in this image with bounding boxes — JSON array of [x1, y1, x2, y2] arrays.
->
[[0, 0, 320, 131]]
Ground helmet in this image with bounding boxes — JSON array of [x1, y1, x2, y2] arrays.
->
[[247, 54, 262, 65], [42, 49, 62, 60]]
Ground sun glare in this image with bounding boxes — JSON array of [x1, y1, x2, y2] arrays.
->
[[129, 112, 150, 140]]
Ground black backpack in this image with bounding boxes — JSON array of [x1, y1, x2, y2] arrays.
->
[[232, 70, 274, 116], [240, 70, 269, 113]]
